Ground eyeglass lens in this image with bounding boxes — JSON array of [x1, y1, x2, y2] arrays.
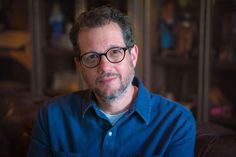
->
[[80, 47, 127, 68]]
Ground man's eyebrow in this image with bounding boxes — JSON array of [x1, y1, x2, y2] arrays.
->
[[83, 45, 124, 54], [84, 50, 98, 54]]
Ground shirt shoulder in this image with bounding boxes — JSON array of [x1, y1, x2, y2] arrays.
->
[[132, 77, 194, 125], [149, 92, 195, 125], [40, 90, 91, 118]]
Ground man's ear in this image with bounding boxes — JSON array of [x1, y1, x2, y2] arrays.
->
[[130, 44, 139, 67], [74, 57, 81, 71]]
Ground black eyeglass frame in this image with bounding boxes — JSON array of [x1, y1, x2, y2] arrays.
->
[[77, 46, 133, 68]]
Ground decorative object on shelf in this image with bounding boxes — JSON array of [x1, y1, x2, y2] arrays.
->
[[175, 12, 196, 57], [60, 22, 73, 50], [208, 86, 233, 118], [159, 0, 197, 58], [219, 47, 236, 63], [0, 30, 31, 70], [49, 2, 65, 48], [159, 0, 177, 56], [218, 8, 236, 63], [178, 0, 191, 9]]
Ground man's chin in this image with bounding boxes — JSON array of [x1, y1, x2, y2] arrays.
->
[[97, 84, 119, 93], [97, 89, 118, 97], [94, 88, 120, 100]]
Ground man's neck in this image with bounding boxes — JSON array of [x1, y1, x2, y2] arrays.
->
[[96, 85, 138, 114]]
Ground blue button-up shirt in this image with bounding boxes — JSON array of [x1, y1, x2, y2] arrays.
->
[[27, 78, 196, 157]]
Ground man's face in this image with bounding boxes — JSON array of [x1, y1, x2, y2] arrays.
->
[[75, 22, 138, 103]]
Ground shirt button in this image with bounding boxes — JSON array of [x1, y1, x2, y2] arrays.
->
[[108, 131, 112, 136]]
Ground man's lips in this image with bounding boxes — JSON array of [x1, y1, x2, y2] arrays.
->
[[96, 73, 119, 85], [97, 76, 116, 84]]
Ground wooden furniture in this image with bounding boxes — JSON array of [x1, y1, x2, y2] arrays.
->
[[146, 0, 236, 130], [0, 31, 31, 70]]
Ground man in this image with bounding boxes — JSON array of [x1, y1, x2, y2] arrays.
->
[[27, 6, 196, 157]]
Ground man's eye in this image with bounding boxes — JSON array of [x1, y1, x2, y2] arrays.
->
[[87, 54, 98, 60], [110, 49, 122, 56]]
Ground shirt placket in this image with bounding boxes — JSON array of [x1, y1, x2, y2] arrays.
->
[[101, 127, 117, 157]]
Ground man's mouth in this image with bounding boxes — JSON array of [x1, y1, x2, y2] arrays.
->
[[99, 77, 116, 84], [96, 73, 119, 85]]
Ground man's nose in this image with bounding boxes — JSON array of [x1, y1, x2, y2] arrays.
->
[[97, 55, 111, 71]]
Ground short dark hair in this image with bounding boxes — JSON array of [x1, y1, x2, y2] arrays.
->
[[69, 5, 135, 56]]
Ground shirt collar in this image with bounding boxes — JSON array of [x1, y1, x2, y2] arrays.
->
[[80, 91, 97, 118], [131, 77, 151, 124], [81, 77, 152, 124]]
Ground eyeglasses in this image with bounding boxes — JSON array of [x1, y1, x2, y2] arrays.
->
[[78, 47, 131, 68]]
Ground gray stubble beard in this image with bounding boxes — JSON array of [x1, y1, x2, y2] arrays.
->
[[94, 70, 134, 104]]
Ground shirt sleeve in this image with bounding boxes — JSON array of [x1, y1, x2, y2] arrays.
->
[[164, 113, 196, 157], [27, 106, 52, 157]]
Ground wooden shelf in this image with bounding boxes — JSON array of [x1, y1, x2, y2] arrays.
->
[[212, 61, 236, 72], [153, 57, 198, 67], [210, 116, 236, 131]]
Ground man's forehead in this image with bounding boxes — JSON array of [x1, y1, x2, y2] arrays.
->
[[77, 23, 125, 54], [77, 22, 124, 43]]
